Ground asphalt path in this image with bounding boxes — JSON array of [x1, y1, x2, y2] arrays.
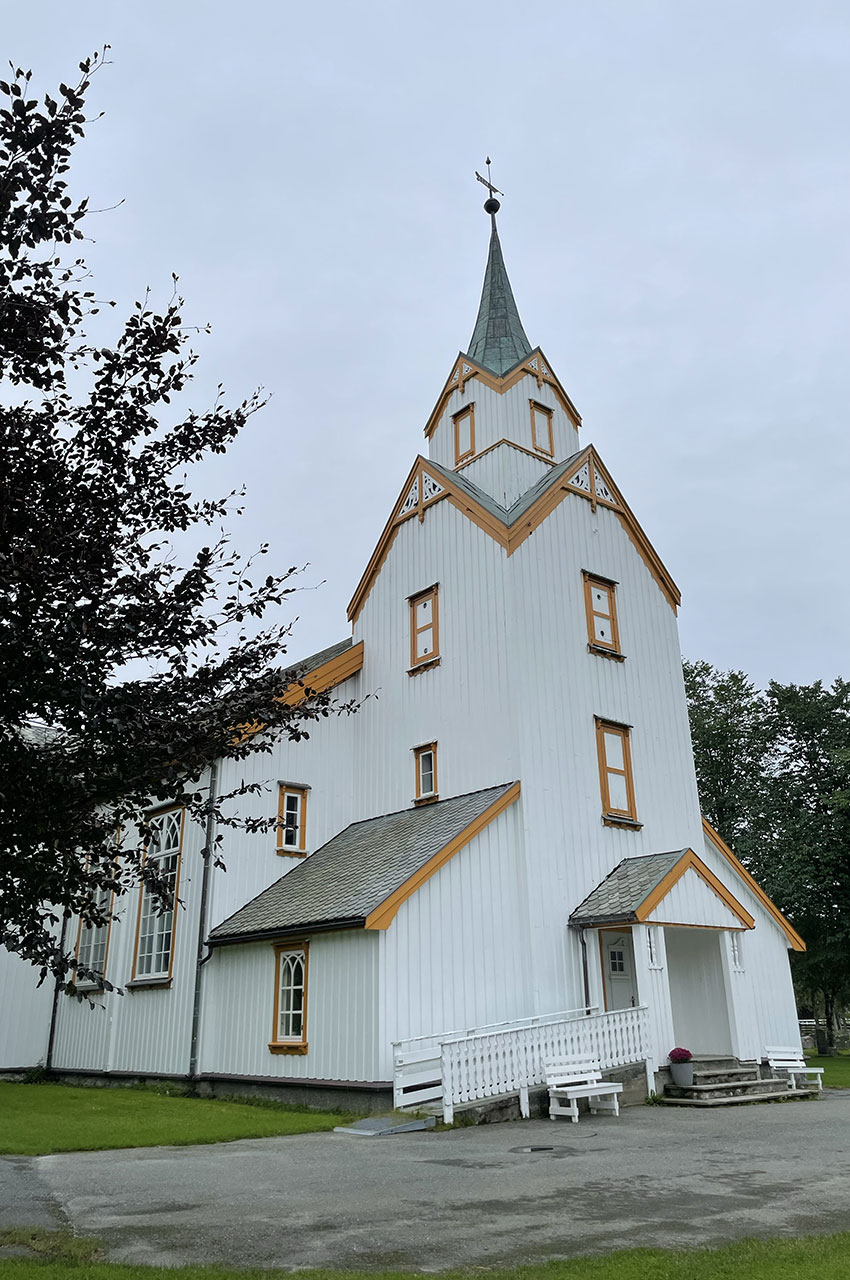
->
[[6, 1093, 850, 1270]]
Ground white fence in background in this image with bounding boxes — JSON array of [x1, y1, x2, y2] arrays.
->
[[393, 1005, 651, 1122]]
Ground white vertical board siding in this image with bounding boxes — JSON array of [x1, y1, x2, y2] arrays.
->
[[354, 499, 518, 818], [428, 377, 580, 472], [458, 444, 552, 508], [664, 928, 733, 1055], [699, 834, 801, 1058], [631, 924, 675, 1073], [0, 947, 54, 1068], [378, 800, 532, 1078], [199, 932, 380, 1082], [208, 672, 362, 934], [507, 493, 704, 1014], [53, 801, 207, 1076], [646, 870, 745, 928]]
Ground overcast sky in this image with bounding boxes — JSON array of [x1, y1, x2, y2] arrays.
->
[[9, 1, 850, 689]]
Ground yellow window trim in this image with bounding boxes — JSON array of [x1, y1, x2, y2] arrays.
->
[[595, 719, 638, 823], [270, 940, 309, 1052], [702, 818, 806, 951], [365, 781, 521, 930], [529, 400, 554, 456], [277, 784, 308, 854], [413, 741, 438, 802], [452, 404, 475, 465], [583, 571, 622, 655], [635, 848, 755, 930], [409, 585, 439, 669], [347, 446, 680, 624]]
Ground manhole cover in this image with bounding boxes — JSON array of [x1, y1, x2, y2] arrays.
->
[[511, 1145, 556, 1153]]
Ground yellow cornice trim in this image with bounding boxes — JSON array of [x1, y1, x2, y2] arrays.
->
[[635, 848, 755, 929], [455, 437, 558, 472], [423, 349, 581, 440], [364, 781, 521, 930], [347, 445, 680, 623], [280, 641, 364, 706], [701, 818, 806, 952]]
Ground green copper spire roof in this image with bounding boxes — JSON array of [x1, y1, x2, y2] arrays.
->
[[466, 221, 533, 376]]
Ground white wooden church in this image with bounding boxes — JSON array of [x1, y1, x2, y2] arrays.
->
[[2, 193, 805, 1115]]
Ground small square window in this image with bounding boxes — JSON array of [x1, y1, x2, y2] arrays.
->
[[453, 405, 475, 465], [414, 742, 438, 802]]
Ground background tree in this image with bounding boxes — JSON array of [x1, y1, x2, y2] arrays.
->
[[684, 660, 850, 1048], [0, 54, 351, 987]]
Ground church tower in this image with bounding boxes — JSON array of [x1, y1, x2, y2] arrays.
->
[[423, 184, 582, 510]]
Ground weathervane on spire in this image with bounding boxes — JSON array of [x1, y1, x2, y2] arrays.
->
[[475, 157, 503, 219]]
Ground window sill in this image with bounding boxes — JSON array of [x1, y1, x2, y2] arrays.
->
[[408, 658, 441, 676], [126, 977, 173, 991], [588, 644, 626, 663], [602, 814, 643, 831], [268, 1042, 309, 1055], [277, 849, 308, 858], [413, 794, 439, 807]]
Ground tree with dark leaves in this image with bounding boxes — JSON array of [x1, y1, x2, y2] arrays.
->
[[0, 53, 351, 989]]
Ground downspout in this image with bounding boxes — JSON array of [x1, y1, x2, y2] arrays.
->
[[575, 925, 591, 1016], [44, 911, 70, 1073], [188, 760, 218, 1082]]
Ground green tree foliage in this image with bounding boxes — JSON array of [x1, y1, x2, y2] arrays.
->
[[684, 660, 850, 1046], [0, 54, 351, 987]]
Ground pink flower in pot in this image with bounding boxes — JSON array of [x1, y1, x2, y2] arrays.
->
[[668, 1047, 693, 1086]]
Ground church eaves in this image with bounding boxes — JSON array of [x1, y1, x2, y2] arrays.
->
[[466, 222, 533, 376]]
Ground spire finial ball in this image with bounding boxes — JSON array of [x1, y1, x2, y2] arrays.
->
[[484, 196, 501, 215]]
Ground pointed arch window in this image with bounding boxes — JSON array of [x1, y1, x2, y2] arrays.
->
[[132, 808, 184, 983], [270, 943, 309, 1054]]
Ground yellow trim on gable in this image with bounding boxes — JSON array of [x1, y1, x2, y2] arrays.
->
[[702, 818, 806, 952], [424, 349, 581, 440], [635, 848, 755, 930], [347, 444, 681, 624], [364, 781, 521, 930]]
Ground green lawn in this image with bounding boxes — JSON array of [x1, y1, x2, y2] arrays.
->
[[4, 1229, 850, 1279], [805, 1049, 850, 1088], [0, 1083, 350, 1155]]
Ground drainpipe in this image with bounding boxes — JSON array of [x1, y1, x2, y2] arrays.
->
[[188, 760, 218, 1083], [575, 925, 592, 1016], [44, 911, 70, 1073]]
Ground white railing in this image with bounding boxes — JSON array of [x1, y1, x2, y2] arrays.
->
[[441, 1005, 650, 1122], [393, 1005, 651, 1122], [392, 1007, 597, 1111]]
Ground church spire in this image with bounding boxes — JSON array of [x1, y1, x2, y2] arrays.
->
[[467, 161, 532, 377]]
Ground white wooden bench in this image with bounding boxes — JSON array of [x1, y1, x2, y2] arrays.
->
[[764, 1045, 824, 1092], [544, 1057, 624, 1123]]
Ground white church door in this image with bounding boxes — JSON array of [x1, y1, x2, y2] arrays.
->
[[600, 929, 639, 1011]]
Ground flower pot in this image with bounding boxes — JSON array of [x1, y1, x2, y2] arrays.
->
[[669, 1061, 694, 1087]]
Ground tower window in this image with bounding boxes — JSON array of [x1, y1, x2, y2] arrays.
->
[[414, 742, 438, 802], [529, 400, 554, 456], [595, 719, 639, 825], [583, 572, 622, 656], [277, 785, 308, 855], [409, 585, 439, 670], [453, 404, 475, 465]]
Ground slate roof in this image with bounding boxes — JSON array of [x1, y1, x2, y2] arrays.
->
[[569, 851, 688, 927], [285, 636, 352, 679], [466, 223, 533, 376], [209, 782, 518, 945], [425, 448, 586, 527]]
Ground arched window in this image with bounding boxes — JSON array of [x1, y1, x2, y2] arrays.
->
[[270, 945, 309, 1052]]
